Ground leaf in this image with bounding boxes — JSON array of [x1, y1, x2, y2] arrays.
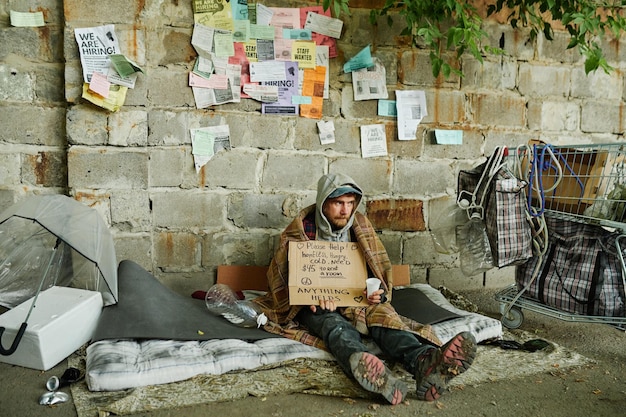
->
[[442, 62, 451, 78], [584, 54, 600, 74], [432, 57, 442, 78], [368, 10, 378, 26], [543, 22, 553, 41]]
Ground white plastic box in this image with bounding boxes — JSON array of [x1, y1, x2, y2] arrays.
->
[[0, 286, 103, 370]]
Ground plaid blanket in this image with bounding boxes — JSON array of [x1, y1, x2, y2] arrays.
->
[[253, 205, 441, 349]]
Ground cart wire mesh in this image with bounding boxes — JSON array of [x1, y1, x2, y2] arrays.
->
[[520, 142, 626, 231], [496, 142, 626, 329]]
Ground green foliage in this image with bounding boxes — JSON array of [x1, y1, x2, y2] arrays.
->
[[325, 0, 626, 78]]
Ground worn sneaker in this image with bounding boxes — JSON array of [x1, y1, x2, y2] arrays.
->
[[349, 352, 408, 405], [415, 331, 476, 401]]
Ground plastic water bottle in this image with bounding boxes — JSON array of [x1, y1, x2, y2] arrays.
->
[[205, 284, 268, 328], [457, 212, 494, 276], [430, 202, 468, 254]]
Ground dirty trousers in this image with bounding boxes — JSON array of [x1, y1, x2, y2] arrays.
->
[[296, 309, 433, 376]]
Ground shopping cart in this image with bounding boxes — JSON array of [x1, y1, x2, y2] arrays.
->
[[494, 142, 626, 330]]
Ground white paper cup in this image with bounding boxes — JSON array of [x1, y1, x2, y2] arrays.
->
[[366, 278, 381, 298]]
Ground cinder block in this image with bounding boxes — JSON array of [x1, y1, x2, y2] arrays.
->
[[518, 63, 571, 98], [571, 68, 622, 100], [147, 67, 195, 107], [67, 105, 108, 145], [0, 64, 34, 102], [0, 153, 21, 185], [421, 90, 468, 125], [63, 63, 83, 103], [154, 231, 202, 271], [68, 147, 148, 189], [108, 110, 148, 146], [124, 75, 148, 106], [393, 159, 456, 196], [110, 190, 151, 231], [0, 27, 47, 62], [262, 153, 326, 191], [149, 147, 186, 187], [113, 233, 152, 270], [329, 158, 391, 194], [146, 26, 194, 66], [73, 191, 112, 227], [148, 110, 189, 146], [34, 64, 65, 103], [64, 0, 145, 23], [483, 130, 535, 153], [22, 151, 67, 187], [485, 266, 515, 288], [0, 190, 20, 213], [202, 149, 261, 189], [581, 100, 624, 134], [428, 267, 485, 291], [203, 231, 274, 266], [323, 118, 362, 154], [377, 233, 402, 265], [228, 193, 293, 229], [538, 101, 580, 132], [0, 106, 65, 146], [151, 191, 226, 229], [461, 57, 517, 91], [482, 22, 534, 61], [403, 233, 457, 266], [422, 129, 484, 160], [399, 50, 460, 87], [470, 92, 526, 127], [226, 113, 294, 149], [537, 31, 583, 64], [340, 85, 380, 119]]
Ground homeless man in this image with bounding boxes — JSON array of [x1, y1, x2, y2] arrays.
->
[[252, 173, 476, 405]]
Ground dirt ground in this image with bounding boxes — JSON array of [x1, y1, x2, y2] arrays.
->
[[1, 287, 624, 417]]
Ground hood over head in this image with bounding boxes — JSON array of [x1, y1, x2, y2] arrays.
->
[[315, 173, 363, 242]]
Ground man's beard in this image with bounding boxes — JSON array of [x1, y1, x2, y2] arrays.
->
[[330, 216, 349, 229]]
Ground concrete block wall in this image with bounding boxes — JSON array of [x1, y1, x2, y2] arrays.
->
[[2, 0, 626, 295]]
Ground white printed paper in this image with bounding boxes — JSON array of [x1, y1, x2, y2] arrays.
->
[[191, 24, 215, 58], [75, 25, 121, 83], [250, 61, 286, 82], [317, 120, 335, 145], [243, 84, 279, 102], [352, 57, 388, 101], [304, 11, 343, 39], [396, 90, 427, 141], [360, 124, 388, 158], [190, 125, 231, 172]]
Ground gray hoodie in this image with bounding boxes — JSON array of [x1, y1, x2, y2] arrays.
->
[[314, 173, 363, 242]]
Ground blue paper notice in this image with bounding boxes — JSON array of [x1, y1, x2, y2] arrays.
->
[[343, 45, 374, 73], [434, 129, 463, 145], [378, 100, 397, 117]]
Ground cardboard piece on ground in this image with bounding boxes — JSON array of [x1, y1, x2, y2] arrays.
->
[[216, 265, 270, 292], [217, 264, 410, 292], [0, 286, 102, 370], [288, 240, 369, 307]]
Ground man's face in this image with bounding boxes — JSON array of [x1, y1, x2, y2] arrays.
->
[[322, 194, 357, 230]]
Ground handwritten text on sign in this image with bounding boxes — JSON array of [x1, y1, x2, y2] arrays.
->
[[288, 240, 368, 306]]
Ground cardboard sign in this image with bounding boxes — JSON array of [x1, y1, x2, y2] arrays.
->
[[288, 240, 369, 307]]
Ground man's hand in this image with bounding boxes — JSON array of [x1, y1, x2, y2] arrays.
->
[[365, 289, 385, 305], [309, 299, 337, 313]]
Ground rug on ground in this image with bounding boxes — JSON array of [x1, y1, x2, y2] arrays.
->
[[69, 326, 592, 417]]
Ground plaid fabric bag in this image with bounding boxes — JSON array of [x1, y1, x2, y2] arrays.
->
[[457, 147, 533, 268], [515, 214, 625, 317]]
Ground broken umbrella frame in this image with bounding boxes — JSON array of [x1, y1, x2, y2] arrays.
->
[[0, 195, 118, 356]]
